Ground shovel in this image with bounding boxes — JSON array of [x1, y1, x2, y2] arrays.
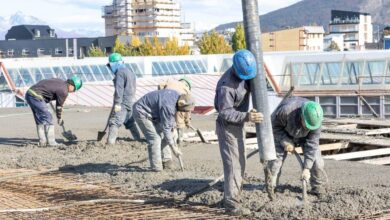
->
[[188, 125, 209, 143], [49, 103, 77, 142], [97, 106, 114, 141], [292, 150, 308, 203]]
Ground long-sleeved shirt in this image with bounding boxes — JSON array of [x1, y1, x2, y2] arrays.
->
[[29, 79, 68, 119], [271, 96, 321, 170], [214, 67, 250, 125], [134, 89, 180, 146], [113, 66, 136, 109]]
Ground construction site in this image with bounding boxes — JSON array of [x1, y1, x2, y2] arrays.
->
[[0, 0, 390, 219]]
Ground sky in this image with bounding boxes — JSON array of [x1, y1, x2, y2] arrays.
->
[[0, 0, 302, 32]]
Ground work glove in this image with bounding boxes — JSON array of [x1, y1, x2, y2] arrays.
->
[[247, 109, 264, 123], [114, 104, 122, 113], [301, 168, 311, 182], [57, 118, 64, 126], [281, 139, 295, 153]]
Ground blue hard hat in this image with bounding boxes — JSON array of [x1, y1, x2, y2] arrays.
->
[[232, 49, 257, 80]]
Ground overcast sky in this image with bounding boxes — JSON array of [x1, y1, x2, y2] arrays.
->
[[0, 0, 302, 32]]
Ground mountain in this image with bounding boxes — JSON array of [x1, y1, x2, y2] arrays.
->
[[0, 11, 104, 40], [215, 0, 390, 33]]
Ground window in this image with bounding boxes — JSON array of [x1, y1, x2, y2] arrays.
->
[[7, 49, 14, 57], [49, 29, 55, 37], [22, 49, 30, 56], [37, 48, 45, 55], [55, 48, 63, 55], [35, 29, 40, 38], [68, 48, 74, 56]]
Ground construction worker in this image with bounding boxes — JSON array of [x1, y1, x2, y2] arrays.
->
[[25, 75, 82, 146], [106, 53, 139, 144], [133, 89, 195, 171], [158, 76, 192, 144], [265, 96, 326, 199], [214, 49, 263, 216]]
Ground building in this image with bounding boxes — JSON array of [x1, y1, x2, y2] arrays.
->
[[261, 26, 325, 52], [329, 10, 373, 51], [0, 25, 137, 59], [102, 0, 194, 46], [6, 25, 57, 40], [324, 34, 345, 51]]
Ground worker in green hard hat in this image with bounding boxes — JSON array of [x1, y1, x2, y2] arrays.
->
[[106, 52, 140, 144], [25, 75, 82, 146], [265, 97, 327, 200]]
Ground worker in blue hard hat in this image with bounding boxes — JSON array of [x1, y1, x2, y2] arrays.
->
[[25, 75, 82, 146], [214, 49, 263, 216], [106, 53, 141, 144]]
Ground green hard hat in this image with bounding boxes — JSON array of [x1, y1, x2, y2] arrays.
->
[[109, 53, 123, 62], [302, 101, 323, 130], [68, 75, 83, 91], [179, 76, 192, 90]]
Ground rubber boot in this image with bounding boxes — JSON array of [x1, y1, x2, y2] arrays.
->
[[45, 125, 59, 146], [36, 125, 47, 146], [107, 126, 119, 145], [177, 128, 184, 145]]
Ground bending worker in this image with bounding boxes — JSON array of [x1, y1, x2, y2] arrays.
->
[[133, 89, 195, 171], [158, 76, 192, 144], [25, 75, 82, 146], [106, 53, 139, 144], [265, 96, 326, 199], [214, 49, 263, 216]]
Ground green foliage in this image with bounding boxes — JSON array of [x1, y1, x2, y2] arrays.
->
[[113, 38, 129, 55], [199, 31, 232, 54], [88, 45, 105, 57], [328, 40, 340, 51], [232, 24, 246, 51]]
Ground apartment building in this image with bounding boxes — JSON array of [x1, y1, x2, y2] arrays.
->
[[262, 26, 325, 52], [102, 0, 194, 46], [329, 10, 373, 51]]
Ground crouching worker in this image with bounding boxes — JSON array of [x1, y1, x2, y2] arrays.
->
[[158, 76, 192, 144], [214, 49, 263, 216], [266, 97, 327, 199], [25, 76, 82, 146], [133, 89, 194, 171]]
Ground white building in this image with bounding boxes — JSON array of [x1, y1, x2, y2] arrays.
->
[[303, 26, 325, 51], [329, 10, 373, 51], [324, 34, 345, 51], [102, 0, 194, 46]]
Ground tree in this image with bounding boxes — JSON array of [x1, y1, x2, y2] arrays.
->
[[131, 35, 142, 48], [178, 43, 190, 55], [139, 38, 154, 56], [328, 40, 340, 51], [113, 37, 129, 55], [165, 37, 181, 55], [199, 31, 232, 54], [232, 24, 246, 51], [88, 45, 105, 57], [153, 36, 164, 56]]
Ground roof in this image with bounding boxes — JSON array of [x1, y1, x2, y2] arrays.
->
[[5, 25, 56, 40], [303, 26, 325, 34]]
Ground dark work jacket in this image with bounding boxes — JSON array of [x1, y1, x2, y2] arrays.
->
[[134, 89, 179, 146], [271, 96, 321, 169], [214, 67, 250, 126], [113, 66, 136, 110]]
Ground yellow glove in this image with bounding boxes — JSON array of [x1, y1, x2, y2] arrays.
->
[[248, 109, 264, 123], [301, 168, 311, 181], [282, 140, 295, 153], [114, 104, 122, 113]]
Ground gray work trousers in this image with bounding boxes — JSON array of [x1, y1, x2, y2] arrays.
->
[[216, 120, 246, 209], [267, 144, 326, 191], [109, 106, 132, 127], [135, 116, 172, 171]]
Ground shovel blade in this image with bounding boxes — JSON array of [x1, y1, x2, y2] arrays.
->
[[97, 131, 106, 141], [196, 129, 208, 143], [63, 131, 77, 141]]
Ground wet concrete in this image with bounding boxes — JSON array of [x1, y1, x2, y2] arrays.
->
[[0, 107, 389, 219]]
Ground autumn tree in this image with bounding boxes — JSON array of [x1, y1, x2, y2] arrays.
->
[[232, 24, 246, 51], [139, 38, 154, 56], [328, 40, 340, 51], [199, 31, 232, 54], [113, 37, 129, 55], [88, 45, 105, 57]]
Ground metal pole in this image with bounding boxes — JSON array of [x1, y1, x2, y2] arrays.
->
[[241, 0, 276, 162]]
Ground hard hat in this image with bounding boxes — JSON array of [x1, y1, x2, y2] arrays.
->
[[108, 53, 123, 62], [177, 94, 195, 112], [67, 75, 83, 91], [179, 76, 192, 90], [302, 101, 323, 130], [232, 49, 257, 80]]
